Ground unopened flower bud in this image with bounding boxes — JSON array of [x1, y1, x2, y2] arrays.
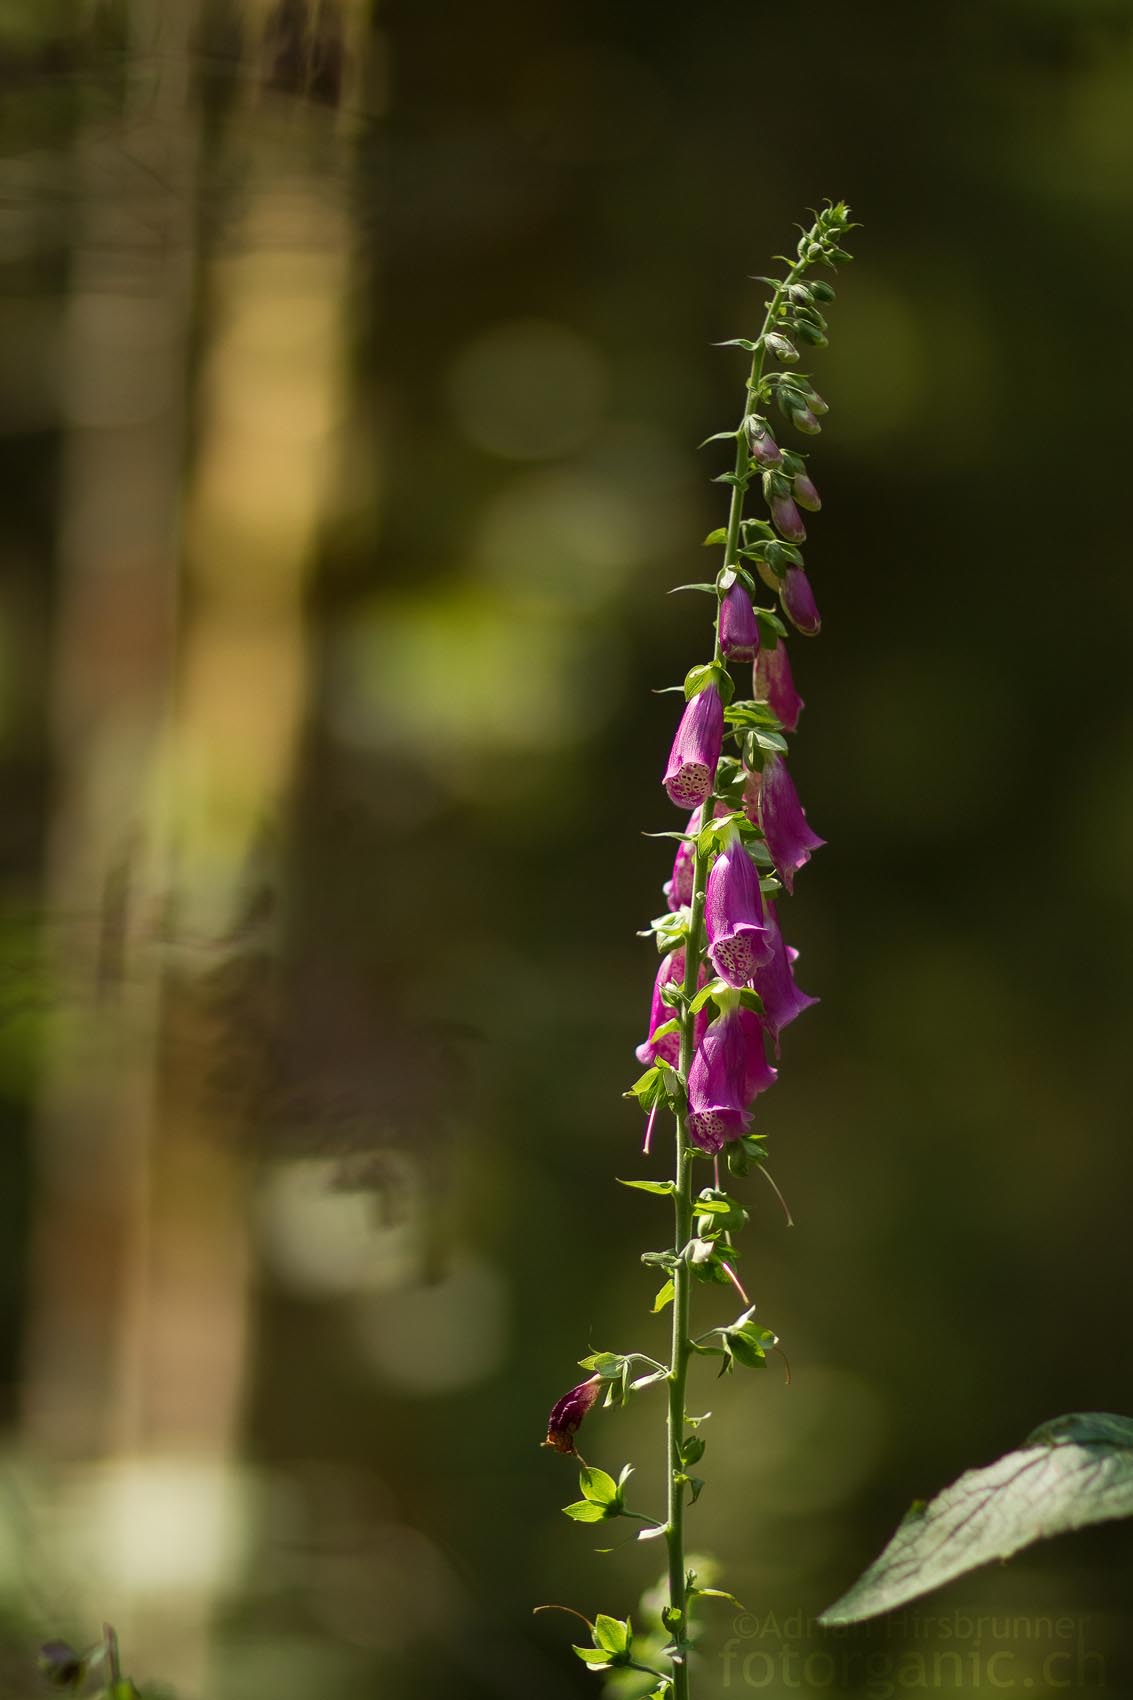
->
[[38, 1645, 84, 1688], [792, 473, 821, 512], [806, 389, 829, 415], [794, 320, 828, 348], [810, 280, 836, 303], [719, 583, 760, 662], [792, 407, 822, 435], [754, 640, 805, 732], [780, 565, 821, 635], [746, 418, 782, 466], [770, 493, 807, 543], [764, 332, 798, 363]]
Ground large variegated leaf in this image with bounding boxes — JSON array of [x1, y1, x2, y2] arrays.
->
[[820, 1413, 1133, 1625]]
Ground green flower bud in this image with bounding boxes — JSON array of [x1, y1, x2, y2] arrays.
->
[[764, 332, 798, 363]]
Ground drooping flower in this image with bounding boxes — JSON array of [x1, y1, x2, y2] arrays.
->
[[663, 683, 723, 809], [705, 824, 772, 985], [719, 584, 759, 663], [687, 1001, 777, 1154], [753, 641, 805, 733], [543, 1376, 601, 1454], [780, 565, 821, 635], [757, 753, 825, 892], [770, 492, 807, 543], [664, 806, 700, 911], [636, 950, 707, 1067], [751, 899, 818, 1054]]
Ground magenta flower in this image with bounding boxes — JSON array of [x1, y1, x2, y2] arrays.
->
[[687, 1002, 777, 1154], [753, 641, 805, 733], [757, 754, 825, 892], [663, 683, 723, 808], [770, 493, 807, 543], [781, 565, 821, 635], [636, 949, 706, 1067], [705, 825, 772, 985], [543, 1376, 601, 1454], [793, 472, 821, 512], [664, 806, 700, 910], [719, 584, 759, 662], [751, 900, 818, 1054]]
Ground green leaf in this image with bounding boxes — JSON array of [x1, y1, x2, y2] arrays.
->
[[668, 582, 717, 595], [697, 429, 741, 448], [680, 1435, 706, 1467], [688, 1476, 706, 1504], [752, 727, 788, 755], [819, 1412, 1133, 1626], [579, 1466, 619, 1505], [652, 1279, 675, 1313], [562, 1499, 609, 1523], [618, 1177, 676, 1196], [702, 527, 728, 547], [714, 336, 758, 351], [690, 1586, 743, 1608]]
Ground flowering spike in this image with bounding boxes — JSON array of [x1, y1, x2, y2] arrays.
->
[[663, 683, 723, 808], [780, 565, 821, 635], [755, 754, 825, 892], [751, 900, 818, 1054], [753, 642, 805, 733], [687, 1002, 776, 1154], [719, 584, 759, 662], [705, 826, 772, 985], [543, 1377, 602, 1455]]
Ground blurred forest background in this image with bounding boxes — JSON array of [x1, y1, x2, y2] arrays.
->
[[0, 0, 1132, 1695]]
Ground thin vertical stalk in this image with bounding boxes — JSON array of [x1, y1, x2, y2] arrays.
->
[[663, 257, 809, 1697]]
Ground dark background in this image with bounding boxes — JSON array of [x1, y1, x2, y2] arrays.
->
[[0, 0, 1131, 1695]]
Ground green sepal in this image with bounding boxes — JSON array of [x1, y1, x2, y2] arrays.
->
[[579, 1466, 620, 1505], [702, 527, 728, 546], [714, 336, 758, 351], [618, 1177, 676, 1196], [683, 660, 733, 705], [680, 1435, 706, 1467], [572, 1645, 613, 1667], [668, 581, 717, 595], [563, 1500, 611, 1523], [698, 429, 741, 448], [578, 1350, 627, 1378], [652, 1279, 675, 1313], [593, 1613, 632, 1656], [687, 976, 729, 1016]]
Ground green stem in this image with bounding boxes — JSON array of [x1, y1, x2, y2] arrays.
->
[[663, 244, 815, 1699]]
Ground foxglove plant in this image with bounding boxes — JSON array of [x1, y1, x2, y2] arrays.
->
[[541, 203, 856, 1698]]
